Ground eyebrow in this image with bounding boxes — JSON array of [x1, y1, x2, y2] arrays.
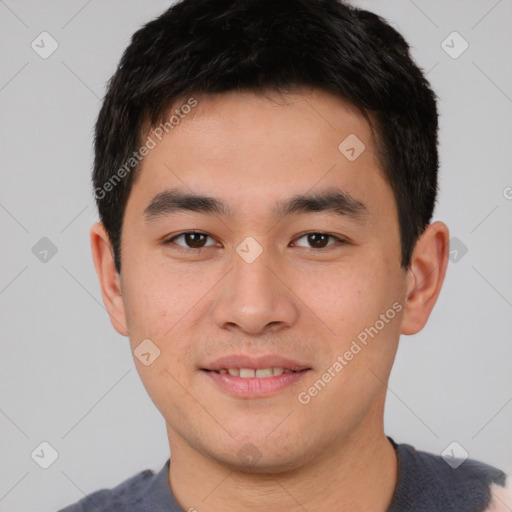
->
[[143, 187, 368, 222]]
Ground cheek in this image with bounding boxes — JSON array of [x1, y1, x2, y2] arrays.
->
[[122, 269, 194, 402], [291, 259, 389, 331], [121, 264, 211, 393], [121, 262, 198, 339], [289, 255, 404, 377]]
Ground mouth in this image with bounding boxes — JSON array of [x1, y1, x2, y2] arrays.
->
[[201, 354, 311, 374], [200, 355, 312, 397], [202, 367, 309, 378]]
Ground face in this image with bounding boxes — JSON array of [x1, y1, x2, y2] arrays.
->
[[99, 89, 416, 472]]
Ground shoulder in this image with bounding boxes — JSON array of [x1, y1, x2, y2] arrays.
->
[[388, 438, 510, 512], [57, 468, 157, 512]]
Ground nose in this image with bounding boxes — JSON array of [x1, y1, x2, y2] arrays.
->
[[212, 245, 299, 335]]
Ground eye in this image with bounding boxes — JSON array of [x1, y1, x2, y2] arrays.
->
[[164, 231, 218, 250], [292, 232, 343, 249]]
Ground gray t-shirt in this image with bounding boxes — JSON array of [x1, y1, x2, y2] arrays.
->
[[57, 437, 509, 512]]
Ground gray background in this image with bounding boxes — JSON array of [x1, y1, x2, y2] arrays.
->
[[0, 1, 511, 510]]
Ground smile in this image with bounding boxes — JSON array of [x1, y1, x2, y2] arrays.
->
[[202, 368, 311, 397], [208, 367, 299, 378]]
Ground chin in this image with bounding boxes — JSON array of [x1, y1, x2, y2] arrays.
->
[[206, 436, 315, 476], [221, 452, 306, 475]]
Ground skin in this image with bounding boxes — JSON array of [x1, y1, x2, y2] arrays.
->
[[91, 89, 449, 511]]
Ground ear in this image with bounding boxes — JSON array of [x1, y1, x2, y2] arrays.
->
[[90, 222, 128, 337], [400, 221, 450, 335]]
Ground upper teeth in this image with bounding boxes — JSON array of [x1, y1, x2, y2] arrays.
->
[[217, 368, 295, 378]]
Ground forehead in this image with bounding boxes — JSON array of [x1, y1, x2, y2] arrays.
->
[[129, 89, 394, 224], [160, 89, 375, 165]]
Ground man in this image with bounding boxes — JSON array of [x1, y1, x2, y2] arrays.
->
[[60, 0, 511, 510]]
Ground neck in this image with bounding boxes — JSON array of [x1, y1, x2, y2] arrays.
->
[[167, 404, 398, 512]]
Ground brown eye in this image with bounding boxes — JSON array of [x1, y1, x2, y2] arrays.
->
[[166, 232, 216, 249], [183, 233, 208, 248], [307, 233, 330, 248], [293, 233, 342, 249]]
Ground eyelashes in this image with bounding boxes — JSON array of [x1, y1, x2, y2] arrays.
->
[[163, 231, 347, 253]]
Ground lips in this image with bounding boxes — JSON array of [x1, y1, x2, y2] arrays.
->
[[201, 354, 311, 374], [211, 367, 298, 378], [200, 354, 312, 397]]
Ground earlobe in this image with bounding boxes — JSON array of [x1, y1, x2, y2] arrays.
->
[[90, 222, 129, 337], [400, 221, 450, 336]]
